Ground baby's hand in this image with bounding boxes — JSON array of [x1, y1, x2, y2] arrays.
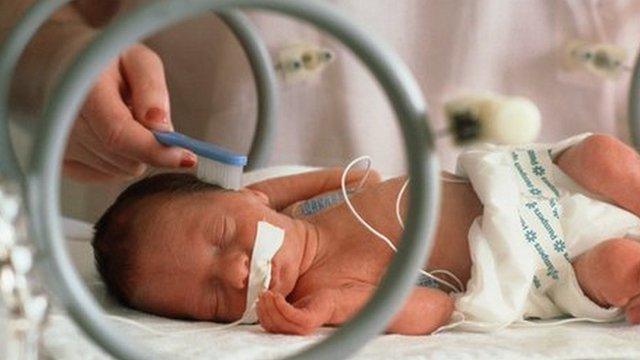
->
[[256, 290, 330, 335]]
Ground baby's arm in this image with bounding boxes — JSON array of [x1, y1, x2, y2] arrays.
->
[[555, 134, 640, 216], [257, 283, 453, 335], [247, 168, 381, 211]]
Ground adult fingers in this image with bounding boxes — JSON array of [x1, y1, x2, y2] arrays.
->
[[81, 84, 196, 168], [120, 44, 173, 131]]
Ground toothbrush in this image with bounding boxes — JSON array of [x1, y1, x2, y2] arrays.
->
[[153, 131, 247, 190]]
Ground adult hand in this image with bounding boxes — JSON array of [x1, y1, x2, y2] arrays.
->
[[63, 44, 196, 182]]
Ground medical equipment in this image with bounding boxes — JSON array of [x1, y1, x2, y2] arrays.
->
[[154, 131, 248, 190], [7, 0, 640, 358], [276, 43, 335, 84], [443, 92, 542, 145], [564, 39, 629, 79], [289, 168, 368, 218], [240, 221, 284, 324], [290, 189, 347, 217], [0, 1, 439, 359]]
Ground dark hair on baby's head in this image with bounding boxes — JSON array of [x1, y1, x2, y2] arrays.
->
[[92, 173, 221, 305]]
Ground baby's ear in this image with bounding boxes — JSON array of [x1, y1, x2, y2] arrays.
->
[[243, 188, 271, 207]]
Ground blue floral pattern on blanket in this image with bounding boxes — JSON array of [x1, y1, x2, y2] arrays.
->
[[510, 149, 570, 291]]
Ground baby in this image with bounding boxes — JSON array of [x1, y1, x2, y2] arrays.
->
[[93, 133, 640, 335]]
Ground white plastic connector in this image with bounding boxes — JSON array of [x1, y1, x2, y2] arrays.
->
[[276, 43, 335, 84], [482, 96, 541, 145], [563, 39, 628, 79], [444, 91, 541, 145]]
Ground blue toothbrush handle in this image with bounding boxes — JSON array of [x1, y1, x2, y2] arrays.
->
[[153, 131, 247, 166]]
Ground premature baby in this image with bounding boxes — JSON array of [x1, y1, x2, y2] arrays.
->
[[93, 134, 640, 335]]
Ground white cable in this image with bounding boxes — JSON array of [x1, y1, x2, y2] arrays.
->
[[395, 179, 409, 230], [417, 269, 461, 293], [394, 170, 465, 292], [429, 269, 465, 293], [340, 156, 398, 252], [340, 156, 462, 293], [354, 165, 371, 192], [105, 315, 169, 335]]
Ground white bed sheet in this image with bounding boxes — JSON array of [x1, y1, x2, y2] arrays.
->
[[27, 166, 640, 358]]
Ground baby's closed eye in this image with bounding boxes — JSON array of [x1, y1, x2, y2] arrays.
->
[[206, 216, 231, 252], [219, 216, 237, 246]]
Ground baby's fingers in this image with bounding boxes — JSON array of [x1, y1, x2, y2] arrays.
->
[[258, 292, 294, 333], [272, 292, 316, 328], [257, 292, 278, 333], [121, 44, 173, 131], [258, 292, 313, 335]]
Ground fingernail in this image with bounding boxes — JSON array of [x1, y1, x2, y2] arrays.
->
[[180, 152, 197, 168], [145, 107, 166, 123]]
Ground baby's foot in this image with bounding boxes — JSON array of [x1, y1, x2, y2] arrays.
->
[[573, 238, 640, 313]]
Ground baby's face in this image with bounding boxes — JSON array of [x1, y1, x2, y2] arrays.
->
[[128, 188, 294, 322]]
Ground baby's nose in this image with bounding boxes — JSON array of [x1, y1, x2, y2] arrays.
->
[[223, 252, 249, 289]]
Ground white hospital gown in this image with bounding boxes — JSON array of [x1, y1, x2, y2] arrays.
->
[[4, 1, 640, 220]]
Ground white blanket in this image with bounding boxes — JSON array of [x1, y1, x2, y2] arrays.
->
[[6, 166, 640, 359], [449, 134, 640, 332]]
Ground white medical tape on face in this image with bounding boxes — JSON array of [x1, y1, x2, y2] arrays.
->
[[238, 221, 284, 324]]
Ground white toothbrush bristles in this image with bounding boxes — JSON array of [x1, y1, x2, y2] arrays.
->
[[196, 156, 244, 190]]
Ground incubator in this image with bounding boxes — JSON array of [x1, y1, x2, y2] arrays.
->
[[2, 1, 640, 359], [0, 1, 438, 359]]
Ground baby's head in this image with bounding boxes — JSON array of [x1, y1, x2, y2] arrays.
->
[[92, 173, 300, 322]]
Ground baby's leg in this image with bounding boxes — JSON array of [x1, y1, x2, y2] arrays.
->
[[555, 134, 640, 216], [572, 238, 640, 322]]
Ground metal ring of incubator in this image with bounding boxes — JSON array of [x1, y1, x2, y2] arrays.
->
[[7, 0, 439, 359], [629, 50, 640, 150], [0, 1, 276, 180]]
